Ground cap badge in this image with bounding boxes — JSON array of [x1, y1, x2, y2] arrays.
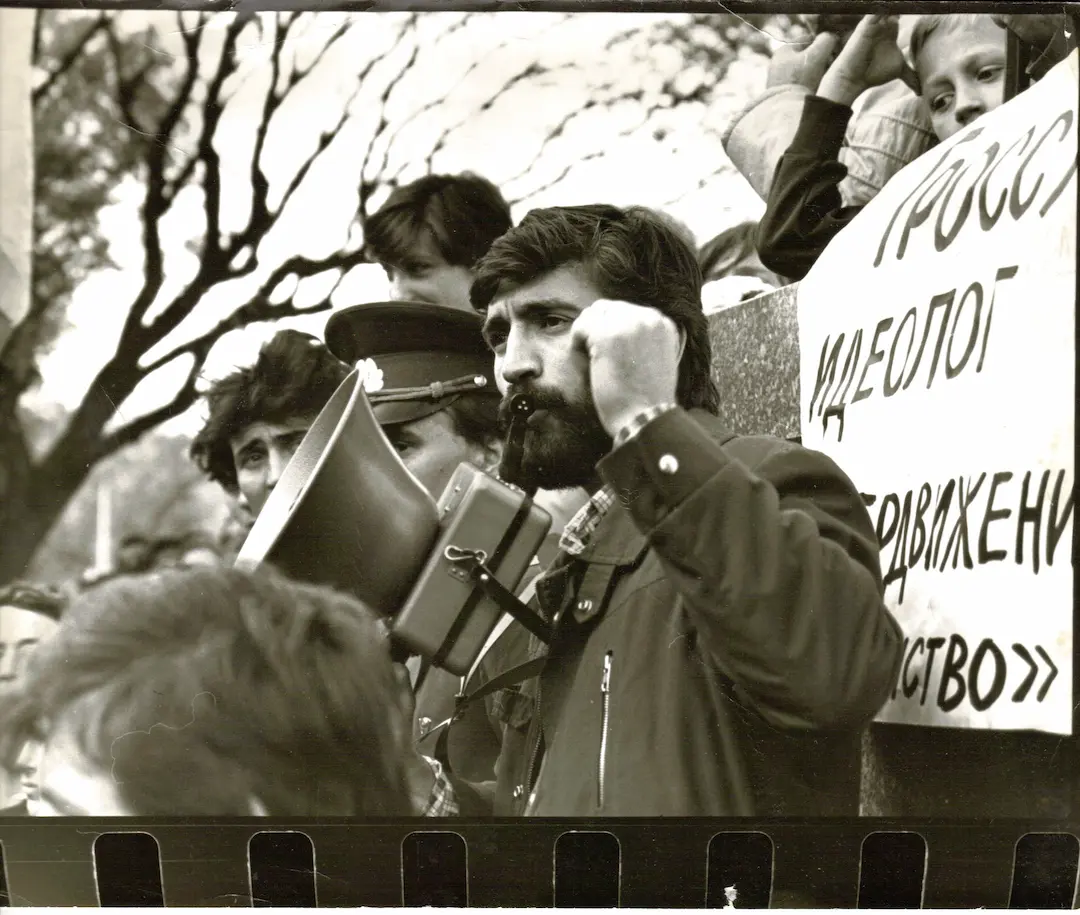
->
[[358, 358, 384, 393]]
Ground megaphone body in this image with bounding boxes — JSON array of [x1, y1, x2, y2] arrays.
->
[[236, 369, 551, 676]]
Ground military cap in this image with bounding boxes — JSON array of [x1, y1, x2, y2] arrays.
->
[[323, 301, 499, 426]]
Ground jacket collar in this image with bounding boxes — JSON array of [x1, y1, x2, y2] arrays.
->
[[573, 497, 649, 566], [570, 409, 736, 567]]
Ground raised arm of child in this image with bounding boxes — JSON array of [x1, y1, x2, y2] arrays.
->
[[756, 15, 918, 281]]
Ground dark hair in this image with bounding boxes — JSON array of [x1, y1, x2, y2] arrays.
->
[[0, 565, 413, 816], [471, 204, 719, 414], [190, 331, 350, 493], [698, 221, 781, 287], [443, 391, 501, 449], [364, 173, 513, 272], [0, 582, 67, 621]]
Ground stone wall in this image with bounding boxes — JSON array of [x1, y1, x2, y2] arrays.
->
[[707, 285, 1078, 819]]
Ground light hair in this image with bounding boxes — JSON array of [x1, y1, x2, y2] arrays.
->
[[909, 14, 1000, 87], [0, 565, 413, 816]]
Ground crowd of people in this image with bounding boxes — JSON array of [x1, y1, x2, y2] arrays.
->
[[0, 12, 1072, 818]]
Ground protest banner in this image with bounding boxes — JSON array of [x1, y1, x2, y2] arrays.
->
[[798, 52, 1077, 736]]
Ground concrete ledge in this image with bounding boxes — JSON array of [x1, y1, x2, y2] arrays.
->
[[707, 284, 800, 440]]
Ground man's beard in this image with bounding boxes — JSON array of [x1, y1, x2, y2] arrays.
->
[[497, 385, 613, 491]]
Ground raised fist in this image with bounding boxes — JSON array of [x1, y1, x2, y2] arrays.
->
[[570, 299, 682, 438]]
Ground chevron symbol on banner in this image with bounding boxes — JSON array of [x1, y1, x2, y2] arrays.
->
[[1011, 644, 1059, 703]]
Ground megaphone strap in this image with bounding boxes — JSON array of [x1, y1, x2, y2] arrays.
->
[[422, 656, 548, 765], [431, 492, 551, 671]]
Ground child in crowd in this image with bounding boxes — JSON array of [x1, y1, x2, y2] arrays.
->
[[698, 221, 783, 313], [0, 566, 420, 816], [755, 13, 1034, 280]]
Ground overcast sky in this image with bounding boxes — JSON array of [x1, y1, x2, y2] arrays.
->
[[28, 10, 776, 437]]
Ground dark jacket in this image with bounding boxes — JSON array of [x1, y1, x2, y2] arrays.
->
[[756, 95, 868, 281], [0, 799, 28, 816], [499, 408, 904, 817]]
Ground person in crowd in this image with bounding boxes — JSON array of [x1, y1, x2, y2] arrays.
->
[[324, 300, 579, 789], [190, 330, 350, 520], [470, 203, 904, 817], [190, 329, 496, 815], [364, 173, 513, 312], [698, 221, 783, 312], [723, 14, 935, 211], [0, 565, 432, 816], [756, 13, 1069, 280], [0, 582, 66, 815], [364, 169, 585, 534]]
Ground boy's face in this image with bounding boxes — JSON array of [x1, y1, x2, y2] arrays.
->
[[384, 234, 475, 313], [916, 17, 1007, 141], [229, 417, 313, 516]]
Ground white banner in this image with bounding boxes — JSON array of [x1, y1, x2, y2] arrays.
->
[[799, 53, 1077, 736]]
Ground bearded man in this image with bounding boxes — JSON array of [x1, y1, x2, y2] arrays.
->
[[471, 203, 904, 817]]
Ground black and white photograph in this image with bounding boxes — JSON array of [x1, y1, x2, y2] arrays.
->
[[0, 1, 1075, 837]]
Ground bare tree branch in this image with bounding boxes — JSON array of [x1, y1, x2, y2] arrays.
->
[[33, 14, 110, 105], [657, 162, 736, 210], [197, 13, 251, 263], [361, 13, 476, 184], [93, 358, 205, 461], [267, 77, 365, 228], [411, 16, 637, 179], [243, 13, 294, 251], [507, 94, 658, 207], [499, 82, 644, 189], [104, 24, 148, 136], [122, 12, 205, 339], [282, 15, 351, 94], [31, 8, 44, 69], [355, 14, 421, 213], [420, 59, 559, 174]]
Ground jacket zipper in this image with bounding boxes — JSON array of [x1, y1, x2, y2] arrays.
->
[[522, 679, 543, 813], [598, 651, 613, 809]]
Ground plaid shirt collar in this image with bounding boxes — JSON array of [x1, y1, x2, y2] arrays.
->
[[558, 485, 617, 556], [420, 756, 460, 817]]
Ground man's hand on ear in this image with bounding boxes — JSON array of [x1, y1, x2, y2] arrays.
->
[[571, 300, 682, 438]]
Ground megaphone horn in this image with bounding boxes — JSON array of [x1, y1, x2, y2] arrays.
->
[[235, 369, 441, 618]]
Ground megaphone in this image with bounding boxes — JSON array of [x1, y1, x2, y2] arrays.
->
[[236, 368, 552, 675]]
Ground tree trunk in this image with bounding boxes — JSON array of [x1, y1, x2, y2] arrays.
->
[[0, 344, 139, 583]]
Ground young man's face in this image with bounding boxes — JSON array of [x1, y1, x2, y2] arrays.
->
[[229, 418, 313, 516], [0, 606, 58, 684], [32, 717, 132, 816], [916, 17, 1007, 141], [481, 264, 614, 492], [383, 409, 497, 502], [384, 234, 475, 312], [30, 713, 269, 817]]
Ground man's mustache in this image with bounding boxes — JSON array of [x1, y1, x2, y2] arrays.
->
[[497, 386, 575, 432]]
